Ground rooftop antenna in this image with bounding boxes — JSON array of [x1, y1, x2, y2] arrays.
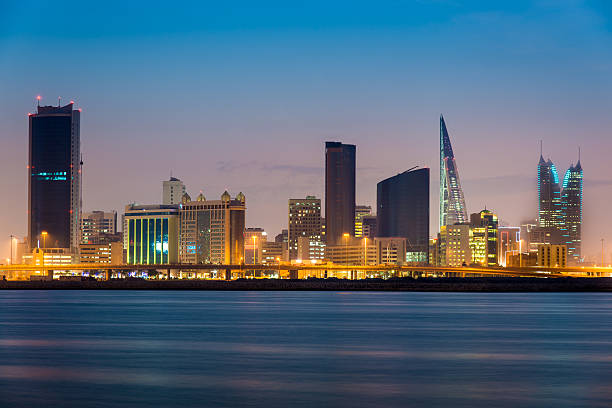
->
[[539, 140, 543, 157], [58, 96, 61, 107], [36, 95, 41, 108], [578, 146, 581, 162]]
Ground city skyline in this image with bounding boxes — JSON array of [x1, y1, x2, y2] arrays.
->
[[1, 1, 611, 262]]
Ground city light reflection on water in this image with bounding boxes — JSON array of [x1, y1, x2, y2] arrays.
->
[[1, 291, 611, 408]]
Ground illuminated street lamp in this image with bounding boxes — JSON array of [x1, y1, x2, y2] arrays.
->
[[252, 235, 257, 278], [41, 231, 48, 250], [343, 233, 350, 267], [9, 235, 16, 265], [363, 237, 368, 267]]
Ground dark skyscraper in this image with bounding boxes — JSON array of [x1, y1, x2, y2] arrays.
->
[[377, 167, 430, 262], [440, 115, 468, 228], [325, 142, 356, 246], [28, 102, 81, 251]]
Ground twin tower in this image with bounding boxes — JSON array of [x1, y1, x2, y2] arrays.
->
[[440, 114, 583, 262]]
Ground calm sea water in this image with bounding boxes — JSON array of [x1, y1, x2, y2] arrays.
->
[[0, 291, 611, 408]]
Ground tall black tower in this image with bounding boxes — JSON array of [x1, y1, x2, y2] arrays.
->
[[325, 142, 356, 246], [28, 101, 81, 251]]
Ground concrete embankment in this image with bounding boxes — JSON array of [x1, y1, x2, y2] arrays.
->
[[1, 277, 612, 291]]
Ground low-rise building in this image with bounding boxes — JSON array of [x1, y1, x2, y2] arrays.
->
[[537, 244, 567, 267], [124, 204, 180, 264]]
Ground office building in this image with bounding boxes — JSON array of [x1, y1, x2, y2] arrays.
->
[[80, 211, 117, 244], [376, 237, 407, 265], [354, 205, 372, 238], [438, 224, 471, 267], [561, 160, 583, 263], [80, 241, 123, 264], [325, 239, 378, 266], [124, 204, 180, 264], [439, 115, 468, 227], [288, 196, 322, 260], [537, 244, 567, 267], [28, 101, 81, 251], [538, 155, 562, 231], [377, 167, 429, 263], [361, 215, 377, 239], [245, 228, 266, 263], [469, 210, 498, 267], [261, 241, 283, 264], [325, 142, 356, 245], [296, 236, 325, 261], [179, 191, 245, 264], [163, 177, 186, 205], [537, 151, 584, 262]]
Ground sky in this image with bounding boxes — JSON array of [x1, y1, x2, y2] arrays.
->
[[0, 0, 611, 262]]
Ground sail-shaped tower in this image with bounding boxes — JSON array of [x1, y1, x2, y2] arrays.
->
[[439, 115, 468, 227]]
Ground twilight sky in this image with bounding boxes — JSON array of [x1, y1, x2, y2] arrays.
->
[[1, 0, 611, 262]]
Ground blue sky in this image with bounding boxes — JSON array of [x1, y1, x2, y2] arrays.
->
[[1, 0, 611, 261]]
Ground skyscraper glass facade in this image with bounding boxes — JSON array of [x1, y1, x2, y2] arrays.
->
[[561, 161, 583, 262], [439, 115, 468, 228], [28, 103, 81, 250], [377, 167, 429, 262], [325, 142, 356, 245]]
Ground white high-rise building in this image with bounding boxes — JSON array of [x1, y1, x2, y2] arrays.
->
[[163, 177, 186, 205]]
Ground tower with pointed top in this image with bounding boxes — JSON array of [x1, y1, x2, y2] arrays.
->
[[537, 149, 583, 263], [537, 155, 562, 230], [561, 160, 583, 262], [439, 115, 468, 228]]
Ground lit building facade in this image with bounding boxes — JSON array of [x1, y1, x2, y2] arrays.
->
[[124, 204, 180, 264], [354, 205, 372, 238], [178, 191, 245, 264], [261, 241, 283, 264], [288, 196, 322, 260], [80, 211, 117, 244], [80, 242, 123, 264], [296, 236, 325, 261], [325, 142, 356, 245], [28, 102, 81, 252], [537, 153, 583, 263], [499, 226, 520, 266], [561, 161, 583, 263], [376, 237, 407, 265], [439, 115, 468, 227], [244, 228, 266, 264], [438, 224, 471, 267], [469, 210, 498, 267], [377, 167, 429, 263], [537, 244, 567, 267]]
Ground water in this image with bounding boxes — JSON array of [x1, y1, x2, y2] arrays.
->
[[1, 291, 611, 408]]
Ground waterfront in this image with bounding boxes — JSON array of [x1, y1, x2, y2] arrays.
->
[[1, 291, 611, 407]]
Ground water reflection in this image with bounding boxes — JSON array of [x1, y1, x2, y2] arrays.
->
[[1, 291, 611, 408]]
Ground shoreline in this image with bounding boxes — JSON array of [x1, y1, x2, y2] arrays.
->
[[1, 277, 612, 291]]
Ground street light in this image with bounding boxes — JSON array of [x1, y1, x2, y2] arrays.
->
[[343, 233, 350, 267], [252, 235, 257, 278], [363, 237, 367, 266], [9, 235, 16, 265], [41, 231, 48, 250]]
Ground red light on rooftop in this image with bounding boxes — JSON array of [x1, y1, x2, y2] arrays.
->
[[78, 108, 82, 112], [36, 95, 42, 100], [70, 100, 74, 104], [28, 113, 32, 116]]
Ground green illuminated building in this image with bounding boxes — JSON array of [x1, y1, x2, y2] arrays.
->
[[124, 204, 180, 264]]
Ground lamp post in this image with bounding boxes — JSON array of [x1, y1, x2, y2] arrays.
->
[[252, 235, 257, 278], [343, 233, 350, 267], [41, 231, 48, 267], [602, 238, 605, 268], [9, 235, 16, 265]]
